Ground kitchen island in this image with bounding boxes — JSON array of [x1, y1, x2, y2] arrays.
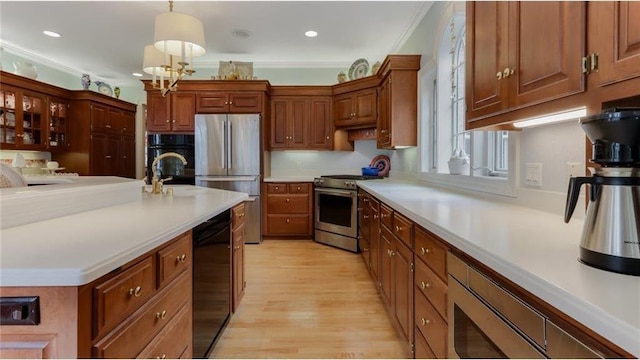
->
[[0, 177, 248, 358], [357, 178, 639, 358]]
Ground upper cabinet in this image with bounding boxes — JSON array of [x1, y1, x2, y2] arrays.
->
[[466, 1, 586, 128], [376, 55, 420, 149], [146, 91, 196, 133], [588, 1, 640, 88], [270, 97, 310, 149], [309, 97, 333, 150], [333, 88, 377, 129], [196, 92, 262, 113]]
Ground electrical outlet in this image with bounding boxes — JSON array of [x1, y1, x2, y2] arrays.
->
[[525, 163, 543, 187], [567, 162, 582, 179]]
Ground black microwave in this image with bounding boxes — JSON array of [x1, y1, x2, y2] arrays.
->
[[146, 134, 195, 185]]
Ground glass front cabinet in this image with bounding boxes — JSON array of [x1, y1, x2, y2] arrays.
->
[[0, 85, 67, 151]]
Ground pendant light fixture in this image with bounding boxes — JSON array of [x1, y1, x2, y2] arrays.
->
[[142, 0, 206, 97]]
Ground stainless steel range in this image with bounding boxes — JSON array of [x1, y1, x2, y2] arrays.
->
[[313, 175, 382, 252]]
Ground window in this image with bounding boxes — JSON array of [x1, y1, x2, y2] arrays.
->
[[420, 13, 515, 196]]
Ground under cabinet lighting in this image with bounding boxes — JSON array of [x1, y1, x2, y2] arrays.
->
[[43, 30, 61, 38], [132, 72, 143, 77], [513, 108, 587, 128], [305, 30, 318, 38]]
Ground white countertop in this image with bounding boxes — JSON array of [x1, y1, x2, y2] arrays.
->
[[357, 179, 639, 357], [0, 183, 248, 287]]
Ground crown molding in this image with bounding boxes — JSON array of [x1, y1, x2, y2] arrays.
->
[[389, 1, 434, 53], [194, 61, 352, 69], [1, 41, 84, 78]]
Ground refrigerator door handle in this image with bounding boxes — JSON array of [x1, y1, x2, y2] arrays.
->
[[227, 120, 233, 170], [221, 120, 227, 170]]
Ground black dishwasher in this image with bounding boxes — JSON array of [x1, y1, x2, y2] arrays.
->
[[192, 209, 231, 358]]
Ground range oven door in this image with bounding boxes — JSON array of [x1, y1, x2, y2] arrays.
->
[[447, 276, 545, 359], [314, 187, 357, 238]]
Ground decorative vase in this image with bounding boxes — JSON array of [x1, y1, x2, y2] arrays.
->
[[447, 149, 470, 175], [114, 87, 121, 99], [337, 71, 347, 83], [371, 61, 381, 75], [81, 74, 91, 90]]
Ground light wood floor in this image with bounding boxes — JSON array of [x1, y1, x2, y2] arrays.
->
[[210, 240, 409, 359]]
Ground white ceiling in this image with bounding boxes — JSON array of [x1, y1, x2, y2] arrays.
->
[[0, 1, 432, 86]]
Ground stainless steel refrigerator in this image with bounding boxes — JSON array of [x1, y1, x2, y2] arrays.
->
[[195, 114, 262, 244]]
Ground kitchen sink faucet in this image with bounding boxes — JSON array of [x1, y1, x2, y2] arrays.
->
[[148, 152, 188, 194]]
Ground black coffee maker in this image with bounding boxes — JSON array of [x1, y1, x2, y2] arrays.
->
[[564, 108, 640, 275]]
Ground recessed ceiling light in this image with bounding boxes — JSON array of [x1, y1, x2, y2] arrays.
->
[[305, 30, 318, 38], [132, 72, 143, 77], [43, 30, 61, 38]]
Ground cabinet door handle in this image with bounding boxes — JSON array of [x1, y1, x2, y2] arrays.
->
[[172, 120, 176, 123], [363, 215, 369, 219], [420, 247, 430, 255], [390, 250, 395, 256], [229, 101, 233, 105], [503, 67, 511, 78], [421, 318, 431, 326], [380, 130, 388, 134], [496, 71, 503, 80], [225, 101, 229, 105], [176, 254, 187, 263], [326, 136, 330, 140], [373, 214, 378, 219], [129, 286, 142, 297], [286, 219, 290, 223], [155, 310, 167, 320], [395, 225, 402, 232], [286, 198, 290, 203], [156, 354, 166, 359], [421, 281, 430, 289], [105, 155, 112, 159], [166, 119, 170, 123], [297, 186, 301, 191]]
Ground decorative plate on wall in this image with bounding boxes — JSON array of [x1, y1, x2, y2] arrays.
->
[[370, 155, 390, 177], [348, 58, 369, 80]]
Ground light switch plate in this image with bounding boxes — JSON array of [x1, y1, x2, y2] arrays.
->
[[525, 163, 543, 186]]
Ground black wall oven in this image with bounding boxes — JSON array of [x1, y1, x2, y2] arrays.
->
[[146, 134, 195, 185]]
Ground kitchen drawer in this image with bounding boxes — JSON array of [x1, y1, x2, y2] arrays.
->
[[157, 232, 192, 289], [415, 288, 447, 358], [415, 257, 448, 321], [265, 214, 310, 235], [136, 304, 191, 359], [266, 194, 309, 214], [393, 212, 413, 248], [94, 256, 156, 338], [266, 183, 287, 194], [92, 271, 191, 358], [414, 326, 437, 359], [415, 226, 449, 282], [232, 202, 246, 230], [380, 203, 393, 230], [287, 183, 310, 194]]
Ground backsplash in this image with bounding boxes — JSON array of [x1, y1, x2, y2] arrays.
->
[[0, 150, 51, 175]]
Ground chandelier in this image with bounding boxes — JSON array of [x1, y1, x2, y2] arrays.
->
[[142, 1, 206, 97]]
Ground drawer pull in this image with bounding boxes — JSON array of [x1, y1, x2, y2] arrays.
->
[[176, 254, 187, 263], [420, 247, 430, 255], [395, 225, 402, 232], [421, 318, 431, 326], [390, 250, 395, 256], [156, 354, 166, 359], [297, 186, 301, 190], [373, 214, 378, 219], [380, 214, 387, 218], [286, 198, 290, 203], [275, 186, 279, 190], [155, 310, 167, 320], [420, 281, 430, 289], [286, 219, 290, 223], [129, 286, 142, 297], [363, 215, 369, 219]]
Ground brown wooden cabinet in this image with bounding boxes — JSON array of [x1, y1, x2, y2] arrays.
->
[[466, 1, 586, 128], [263, 182, 313, 237], [197, 91, 262, 113], [0, 73, 69, 151], [146, 91, 196, 132], [588, 1, 640, 87], [309, 97, 333, 149], [270, 97, 310, 149], [55, 92, 136, 177], [376, 56, 420, 149], [334, 88, 377, 129], [231, 202, 246, 313], [80, 231, 193, 358]]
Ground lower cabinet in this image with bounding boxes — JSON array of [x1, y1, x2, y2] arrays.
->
[[231, 202, 246, 312], [263, 182, 313, 238], [79, 231, 194, 358], [359, 189, 450, 359]]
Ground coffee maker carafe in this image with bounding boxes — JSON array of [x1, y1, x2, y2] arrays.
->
[[564, 108, 640, 276]]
